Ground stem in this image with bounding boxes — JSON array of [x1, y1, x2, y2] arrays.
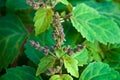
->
[[49, 0, 53, 6], [52, 12, 65, 49], [52, 0, 59, 8], [49, 51, 57, 58]]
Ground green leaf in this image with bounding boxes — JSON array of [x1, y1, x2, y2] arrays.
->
[[103, 44, 120, 73], [67, 0, 88, 6], [71, 3, 120, 44], [25, 28, 55, 64], [34, 8, 53, 36], [63, 55, 79, 78], [72, 48, 89, 66], [79, 62, 120, 80], [36, 55, 55, 76], [85, 2, 120, 27], [6, 0, 31, 12], [0, 15, 28, 71], [0, 0, 5, 7], [58, 0, 69, 5], [84, 41, 104, 61], [0, 66, 42, 80], [50, 74, 73, 80], [15, 9, 34, 27]]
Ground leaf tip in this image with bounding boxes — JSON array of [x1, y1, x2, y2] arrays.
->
[[36, 72, 39, 76]]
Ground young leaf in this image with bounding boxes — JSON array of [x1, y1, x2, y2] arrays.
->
[[72, 48, 89, 66], [79, 62, 120, 80], [25, 28, 55, 64], [6, 0, 31, 12], [36, 55, 55, 76], [0, 15, 28, 71], [63, 55, 79, 78], [0, 66, 42, 80], [33, 8, 53, 36], [71, 3, 120, 44], [50, 74, 73, 80]]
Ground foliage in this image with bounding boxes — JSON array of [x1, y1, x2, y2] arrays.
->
[[33, 8, 53, 36], [0, 0, 120, 80], [80, 62, 120, 80], [0, 66, 42, 80]]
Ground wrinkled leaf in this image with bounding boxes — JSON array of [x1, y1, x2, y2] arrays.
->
[[25, 28, 55, 64], [0, 66, 42, 80], [36, 55, 55, 76], [79, 62, 120, 80], [34, 8, 53, 36], [6, 0, 31, 12], [63, 55, 79, 78], [0, 15, 28, 71], [71, 3, 120, 44], [50, 74, 73, 80], [72, 48, 89, 66], [85, 2, 120, 27]]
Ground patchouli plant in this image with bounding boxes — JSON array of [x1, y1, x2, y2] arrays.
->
[[0, 0, 120, 80]]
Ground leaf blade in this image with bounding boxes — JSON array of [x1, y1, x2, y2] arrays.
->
[[58, 0, 69, 5], [0, 66, 42, 80], [85, 2, 120, 27], [50, 74, 73, 80], [103, 44, 120, 73], [34, 8, 53, 36], [79, 62, 120, 80], [0, 15, 28, 71], [63, 55, 79, 78], [72, 48, 89, 66], [25, 28, 55, 64], [6, 0, 30, 12], [36, 55, 55, 76], [71, 3, 120, 44]]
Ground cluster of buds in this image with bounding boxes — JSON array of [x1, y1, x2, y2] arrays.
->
[[63, 45, 86, 56], [73, 45, 86, 53], [26, 0, 45, 9], [30, 40, 50, 55], [46, 66, 61, 75], [52, 12, 65, 49]]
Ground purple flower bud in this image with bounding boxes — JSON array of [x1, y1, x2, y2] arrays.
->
[[67, 48, 72, 56], [73, 48, 78, 53], [77, 45, 86, 51], [43, 49, 49, 55]]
